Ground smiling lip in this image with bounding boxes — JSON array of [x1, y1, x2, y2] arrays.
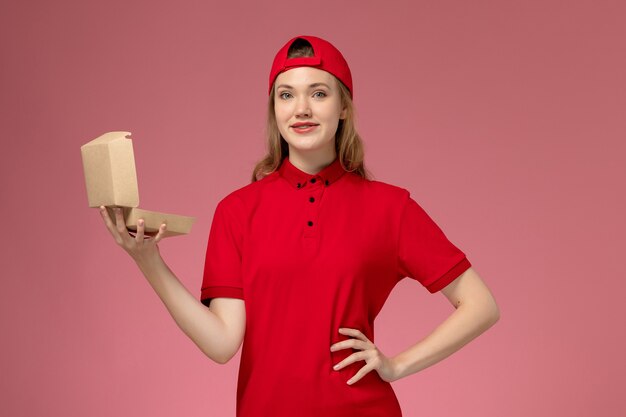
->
[[291, 123, 319, 133]]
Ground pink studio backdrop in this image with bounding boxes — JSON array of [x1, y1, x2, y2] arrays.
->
[[1, 1, 624, 416]]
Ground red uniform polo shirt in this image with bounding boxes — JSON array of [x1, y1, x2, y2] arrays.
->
[[200, 155, 471, 417]]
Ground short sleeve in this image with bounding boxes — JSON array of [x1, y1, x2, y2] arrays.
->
[[397, 191, 471, 293], [200, 195, 245, 307]]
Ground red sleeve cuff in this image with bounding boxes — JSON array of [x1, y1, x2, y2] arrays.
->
[[426, 257, 472, 293], [200, 286, 244, 307]]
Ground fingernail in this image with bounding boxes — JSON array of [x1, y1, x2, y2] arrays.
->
[[333, 364, 339, 370]]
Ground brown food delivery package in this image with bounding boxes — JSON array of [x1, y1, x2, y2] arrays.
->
[[81, 131, 195, 238]]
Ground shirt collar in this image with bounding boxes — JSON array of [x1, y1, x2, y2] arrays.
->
[[278, 155, 347, 189]]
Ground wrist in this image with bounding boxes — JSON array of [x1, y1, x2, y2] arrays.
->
[[390, 355, 407, 382], [133, 250, 164, 272]]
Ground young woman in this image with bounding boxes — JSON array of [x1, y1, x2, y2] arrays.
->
[[99, 35, 500, 417]]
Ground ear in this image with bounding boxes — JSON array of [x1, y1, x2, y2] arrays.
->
[[339, 106, 347, 120]]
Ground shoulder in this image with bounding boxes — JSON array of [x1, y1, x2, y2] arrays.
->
[[217, 171, 280, 209], [351, 174, 411, 203], [340, 174, 414, 221]]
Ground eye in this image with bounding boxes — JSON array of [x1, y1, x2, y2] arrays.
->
[[279, 92, 292, 100], [313, 91, 327, 98]]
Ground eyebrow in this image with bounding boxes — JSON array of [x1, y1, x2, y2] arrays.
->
[[276, 82, 331, 90]]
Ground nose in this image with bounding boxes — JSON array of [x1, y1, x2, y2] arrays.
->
[[295, 96, 311, 118]]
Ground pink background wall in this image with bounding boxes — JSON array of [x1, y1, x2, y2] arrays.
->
[[1, 0, 624, 416]]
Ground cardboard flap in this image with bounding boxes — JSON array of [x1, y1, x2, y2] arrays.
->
[[84, 131, 132, 145], [81, 131, 139, 207]]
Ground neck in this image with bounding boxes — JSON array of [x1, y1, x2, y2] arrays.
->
[[287, 147, 337, 175]]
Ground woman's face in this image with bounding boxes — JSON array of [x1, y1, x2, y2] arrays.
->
[[274, 67, 347, 159]]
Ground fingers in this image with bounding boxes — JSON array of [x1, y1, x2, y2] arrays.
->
[[330, 326, 380, 385], [114, 206, 128, 238], [330, 337, 370, 352], [346, 362, 376, 385], [135, 219, 167, 243], [135, 218, 145, 243], [154, 223, 167, 243], [338, 327, 372, 344], [99, 206, 167, 247], [332, 350, 378, 385], [333, 350, 370, 370], [100, 206, 135, 245], [330, 328, 372, 352], [100, 205, 124, 245]]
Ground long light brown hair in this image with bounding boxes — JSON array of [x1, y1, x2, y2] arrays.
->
[[251, 39, 372, 182]]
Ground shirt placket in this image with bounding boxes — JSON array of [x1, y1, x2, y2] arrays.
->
[[301, 175, 326, 253]]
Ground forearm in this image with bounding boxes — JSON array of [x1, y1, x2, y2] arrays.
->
[[391, 301, 499, 380], [134, 253, 231, 364]]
